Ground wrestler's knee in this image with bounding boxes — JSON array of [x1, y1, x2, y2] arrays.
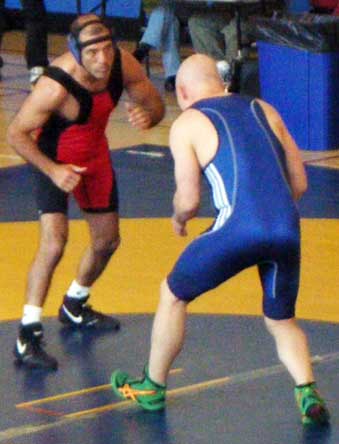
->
[[93, 234, 120, 258], [264, 316, 296, 336], [160, 279, 187, 307], [39, 233, 67, 265]]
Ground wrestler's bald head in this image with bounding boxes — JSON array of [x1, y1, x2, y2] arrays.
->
[[176, 54, 225, 110]]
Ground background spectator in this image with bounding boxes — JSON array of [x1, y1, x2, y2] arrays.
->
[[134, 0, 180, 91], [0, 0, 49, 83], [188, 9, 254, 64]]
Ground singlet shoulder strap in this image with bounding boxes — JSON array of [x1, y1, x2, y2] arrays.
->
[[108, 47, 123, 104], [43, 66, 93, 124]]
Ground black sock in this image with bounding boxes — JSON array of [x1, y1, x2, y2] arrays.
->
[[296, 382, 316, 389]]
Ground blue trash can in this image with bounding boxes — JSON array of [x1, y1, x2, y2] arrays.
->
[[256, 15, 339, 151], [286, 0, 311, 14]]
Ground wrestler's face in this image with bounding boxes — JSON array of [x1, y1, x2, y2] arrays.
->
[[80, 34, 114, 80]]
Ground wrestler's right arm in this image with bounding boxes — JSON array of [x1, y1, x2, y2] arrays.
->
[[7, 77, 86, 193]]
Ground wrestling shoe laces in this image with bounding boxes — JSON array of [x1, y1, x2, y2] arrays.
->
[[295, 383, 330, 426], [111, 366, 166, 411], [59, 296, 120, 331]]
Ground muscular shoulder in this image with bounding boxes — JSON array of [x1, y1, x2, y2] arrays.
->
[[255, 99, 283, 128], [256, 98, 300, 151], [31, 53, 79, 111], [49, 52, 77, 76], [40, 53, 75, 88], [170, 108, 219, 167], [119, 47, 148, 85], [32, 75, 68, 112], [170, 108, 215, 143]]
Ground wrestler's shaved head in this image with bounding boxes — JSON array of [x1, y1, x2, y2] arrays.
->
[[176, 54, 225, 110]]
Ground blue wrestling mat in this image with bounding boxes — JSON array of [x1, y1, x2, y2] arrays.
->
[[0, 144, 338, 444], [0, 315, 338, 444]]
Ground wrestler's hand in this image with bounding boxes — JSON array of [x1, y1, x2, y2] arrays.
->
[[125, 102, 152, 130], [172, 216, 187, 237], [50, 164, 87, 193]]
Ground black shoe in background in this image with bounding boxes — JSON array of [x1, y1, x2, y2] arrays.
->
[[14, 323, 58, 371], [59, 295, 121, 331], [164, 76, 176, 92], [133, 43, 151, 63]]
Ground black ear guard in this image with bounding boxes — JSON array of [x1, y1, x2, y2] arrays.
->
[[68, 33, 82, 63], [67, 18, 115, 65]]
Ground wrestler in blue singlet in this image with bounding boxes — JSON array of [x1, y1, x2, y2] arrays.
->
[[167, 95, 301, 320]]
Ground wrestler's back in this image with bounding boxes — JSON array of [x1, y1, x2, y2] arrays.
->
[[193, 95, 300, 243]]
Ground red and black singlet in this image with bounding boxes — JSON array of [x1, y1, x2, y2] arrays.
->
[[35, 48, 123, 211]]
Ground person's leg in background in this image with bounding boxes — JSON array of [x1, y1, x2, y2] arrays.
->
[[0, 0, 7, 71], [188, 11, 236, 83], [221, 17, 239, 62], [221, 16, 256, 62], [188, 12, 231, 61], [20, 0, 49, 84], [134, 2, 181, 91], [158, 4, 180, 92]]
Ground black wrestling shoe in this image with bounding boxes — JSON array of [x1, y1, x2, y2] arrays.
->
[[13, 323, 58, 371], [59, 296, 121, 331]]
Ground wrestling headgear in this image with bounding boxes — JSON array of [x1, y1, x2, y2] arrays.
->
[[67, 17, 115, 65]]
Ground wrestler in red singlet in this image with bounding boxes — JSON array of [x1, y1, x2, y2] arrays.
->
[[35, 49, 123, 213]]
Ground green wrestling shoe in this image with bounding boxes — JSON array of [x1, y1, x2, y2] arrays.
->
[[295, 383, 330, 426], [111, 366, 166, 411]]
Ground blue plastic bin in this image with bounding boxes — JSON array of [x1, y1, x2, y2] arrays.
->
[[258, 41, 339, 151], [5, 0, 142, 18], [286, 0, 311, 14]]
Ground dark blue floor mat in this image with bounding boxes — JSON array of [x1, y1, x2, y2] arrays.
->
[[0, 315, 338, 444], [0, 145, 338, 222]]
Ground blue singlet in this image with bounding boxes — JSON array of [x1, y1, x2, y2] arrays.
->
[[167, 95, 301, 320]]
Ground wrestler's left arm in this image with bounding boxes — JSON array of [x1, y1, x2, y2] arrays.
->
[[120, 48, 165, 129]]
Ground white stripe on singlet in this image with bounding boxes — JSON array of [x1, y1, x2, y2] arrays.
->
[[203, 107, 238, 232], [205, 163, 232, 230]]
